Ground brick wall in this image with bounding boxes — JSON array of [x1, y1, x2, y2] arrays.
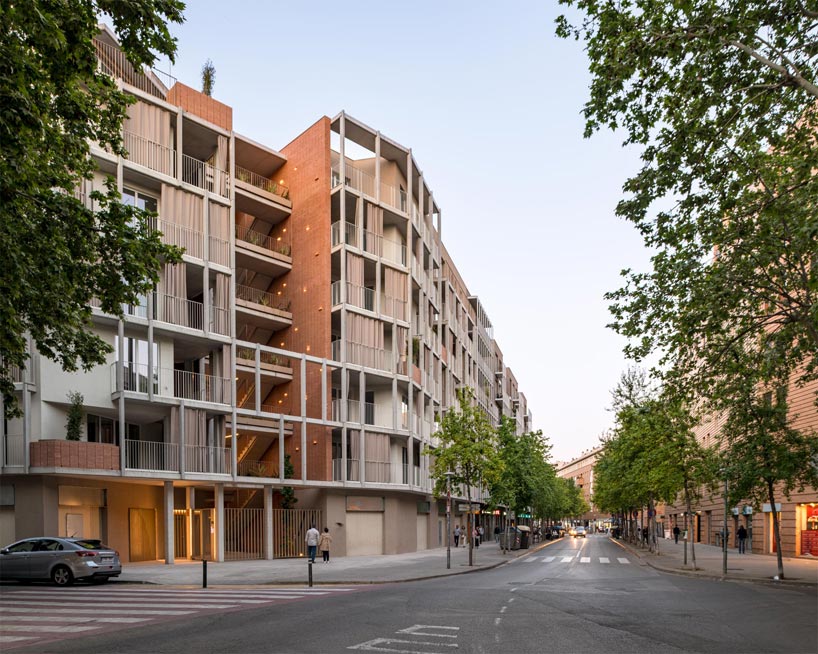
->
[[166, 82, 233, 131], [29, 441, 120, 470]]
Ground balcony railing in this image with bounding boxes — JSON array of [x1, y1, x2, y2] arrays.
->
[[184, 444, 231, 475], [236, 345, 291, 368], [331, 398, 360, 423], [332, 458, 360, 482], [363, 230, 381, 257], [235, 165, 289, 200], [382, 236, 407, 266], [123, 130, 176, 177], [93, 37, 177, 99], [237, 458, 279, 478], [346, 283, 375, 312], [236, 284, 291, 313], [209, 306, 230, 336], [3, 433, 25, 466], [113, 363, 230, 405], [154, 293, 204, 330], [209, 235, 230, 267], [380, 293, 407, 322], [125, 439, 179, 472], [344, 342, 387, 371], [158, 220, 204, 260], [182, 154, 229, 198], [236, 224, 291, 258]]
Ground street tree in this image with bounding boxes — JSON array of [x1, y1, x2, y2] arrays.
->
[[425, 388, 501, 566], [556, 1, 818, 407], [720, 366, 818, 579], [0, 0, 185, 417]]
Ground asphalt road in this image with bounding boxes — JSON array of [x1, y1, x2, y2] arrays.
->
[[3, 535, 816, 654]]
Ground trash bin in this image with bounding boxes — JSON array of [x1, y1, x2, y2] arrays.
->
[[518, 525, 531, 549], [500, 529, 521, 550]]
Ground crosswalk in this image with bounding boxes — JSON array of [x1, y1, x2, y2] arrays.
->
[[0, 585, 359, 649], [522, 555, 632, 565]]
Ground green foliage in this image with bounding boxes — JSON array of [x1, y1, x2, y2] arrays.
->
[[65, 391, 84, 441], [556, 0, 818, 406], [281, 453, 297, 509], [201, 58, 215, 96], [490, 416, 564, 520], [424, 388, 501, 500], [558, 478, 589, 519], [0, 1, 185, 418]]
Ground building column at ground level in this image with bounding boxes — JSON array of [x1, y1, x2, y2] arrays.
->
[[185, 487, 194, 560], [215, 483, 224, 562], [164, 481, 174, 565], [263, 485, 273, 560]]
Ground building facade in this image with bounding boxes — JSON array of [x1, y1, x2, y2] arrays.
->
[[556, 446, 610, 527], [0, 29, 533, 563]]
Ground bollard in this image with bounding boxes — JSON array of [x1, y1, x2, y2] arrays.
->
[[202, 559, 207, 588], [307, 560, 313, 587]]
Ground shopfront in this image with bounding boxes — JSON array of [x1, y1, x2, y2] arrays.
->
[[797, 503, 818, 557]]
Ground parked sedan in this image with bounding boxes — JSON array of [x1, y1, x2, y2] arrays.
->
[[0, 537, 122, 586]]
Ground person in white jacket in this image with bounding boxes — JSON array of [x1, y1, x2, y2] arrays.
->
[[305, 524, 320, 563]]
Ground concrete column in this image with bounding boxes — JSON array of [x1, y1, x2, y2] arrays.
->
[[164, 481, 175, 565], [117, 320, 125, 472], [301, 355, 307, 482], [179, 400, 186, 476], [215, 483, 224, 562], [263, 485, 273, 560]]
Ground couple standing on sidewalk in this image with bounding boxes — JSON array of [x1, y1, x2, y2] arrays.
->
[[305, 525, 333, 563]]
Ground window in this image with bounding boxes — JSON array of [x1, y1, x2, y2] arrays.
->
[[115, 336, 158, 393]]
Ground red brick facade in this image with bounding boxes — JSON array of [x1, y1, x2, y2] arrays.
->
[[30, 441, 120, 470]]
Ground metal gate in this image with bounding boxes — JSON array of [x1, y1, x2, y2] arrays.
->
[[173, 510, 188, 559], [225, 508, 263, 561], [273, 509, 322, 558]]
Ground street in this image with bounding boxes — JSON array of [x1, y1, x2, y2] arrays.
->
[[2, 535, 815, 653]]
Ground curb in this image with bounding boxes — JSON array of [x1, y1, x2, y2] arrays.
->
[[612, 538, 818, 588]]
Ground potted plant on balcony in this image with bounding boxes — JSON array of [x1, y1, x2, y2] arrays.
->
[[66, 391, 84, 441]]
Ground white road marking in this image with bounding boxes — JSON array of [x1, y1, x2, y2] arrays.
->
[[396, 626, 459, 638], [348, 637, 458, 651], [543, 556, 555, 562], [0, 607, 195, 616], [5, 600, 236, 610], [0, 615, 150, 624], [495, 617, 502, 626], [508, 597, 516, 603], [524, 557, 539, 563], [0, 636, 39, 643], [499, 606, 507, 614], [5, 593, 271, 604], [0, 625, 101, 634], [618, 557, 630, 564], [561, 556, 573, 563], [580, 557, 591, 563], [599, 557, 610, 563]]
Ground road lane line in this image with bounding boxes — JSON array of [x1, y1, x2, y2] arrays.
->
[[561, 556, 573, 563], [618, 557, 630, 564], [599, 557, 610, 563], [543, 556, 555, 562], [580, 557, 591, 563], [0, 625, 101, 633]]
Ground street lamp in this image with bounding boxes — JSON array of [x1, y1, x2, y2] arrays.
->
[[445, 471, 455, 570]]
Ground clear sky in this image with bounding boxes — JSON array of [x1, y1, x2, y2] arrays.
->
[[154, 1, 653, 463]]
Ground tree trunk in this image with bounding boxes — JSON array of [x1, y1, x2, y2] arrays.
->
[[767, 479, 785, 579], [686, 494, 697, 570]]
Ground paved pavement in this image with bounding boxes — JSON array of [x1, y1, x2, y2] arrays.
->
[[112, 536, 818, 587], [613, 535, 818, 586]]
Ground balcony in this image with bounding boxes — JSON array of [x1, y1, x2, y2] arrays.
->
[[380, 293, 407, 322], [330, 158, 407, 214], [185, 444, 231, 475], [29, 440, 120, 470], [236, 224, 291, 259], [123, 130, 175, 177], [181, 154, 229, 198], [333, 341, 388, 371], [93, 36, 176, 100], [236, 284, 291, 314], [235, 165, 289, 201], [125, 439, 179, 472], [2, 433, 25, 466], [114, 363, 231, 405], [154, 293, 204, 330]]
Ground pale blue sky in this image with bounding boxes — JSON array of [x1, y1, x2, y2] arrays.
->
[[156, 1, 651, 462]]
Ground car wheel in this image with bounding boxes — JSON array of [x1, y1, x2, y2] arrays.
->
[[51, 565, 74, 586]]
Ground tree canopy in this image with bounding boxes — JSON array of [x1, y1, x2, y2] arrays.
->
[[556, 0, 818, 406], [0, 0, 185, 415]]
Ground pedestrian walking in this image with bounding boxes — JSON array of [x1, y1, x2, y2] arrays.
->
[[473, 526, 480, 548], [494, 525, 501, 543], [478, 525, 484, 544], [318, 527, 332, 562], [305, 524, 320, 563], [673, 525, 680, 544], [737, 525, 748, 554], [454, 525, 461, 548]]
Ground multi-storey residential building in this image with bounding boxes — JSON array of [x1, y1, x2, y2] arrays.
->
[[556, 446, 610, 527], [0, 29, 534, 563]]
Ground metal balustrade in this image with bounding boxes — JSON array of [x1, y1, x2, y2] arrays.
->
[[154, 293, 204, 330], [158, 221, 204, 259], [181, 154, 229, 198], [235, 224, 291, 257], [125, 439, 178, 472], [236, 284, 291, 313], [3, 434, 25, 466], [209, 235, 230, 267], [174, 369, 231, 404], [184, 444, 231, 474], [382, 236, 407, 266], [363, 229, 381, 257], [93, 37, 176, 99], [123, 130, 176, 176], [235, 346, 290, 368], [237, 459, 279, 478], [235, 165, 290, 200]]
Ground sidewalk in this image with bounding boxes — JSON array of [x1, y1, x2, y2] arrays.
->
[[114, 539, 554, 586], [614, 536, 818, 587]]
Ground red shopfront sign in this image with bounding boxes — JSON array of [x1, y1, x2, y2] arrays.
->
[[801, 505, 818, 556]]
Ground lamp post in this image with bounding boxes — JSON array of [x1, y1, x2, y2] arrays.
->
[[445, 471, 455, 570]]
